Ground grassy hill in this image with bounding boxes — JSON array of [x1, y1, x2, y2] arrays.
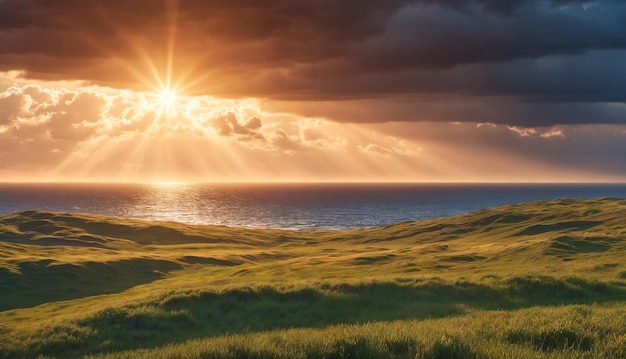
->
[[1, 198, 625, 358]]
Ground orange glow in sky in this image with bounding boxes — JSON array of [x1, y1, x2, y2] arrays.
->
[[1, 1, 626, 183]]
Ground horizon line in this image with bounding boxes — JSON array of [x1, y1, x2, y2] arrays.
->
[[0, 180, 625, 185]]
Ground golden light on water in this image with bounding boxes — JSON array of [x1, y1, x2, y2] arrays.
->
[[131, 182, 203, 224]]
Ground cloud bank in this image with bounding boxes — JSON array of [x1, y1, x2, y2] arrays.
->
[[1, 76, 625, 182], [1, 0, 626, 126]]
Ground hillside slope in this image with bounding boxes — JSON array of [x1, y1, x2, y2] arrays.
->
[[1, 197, 625, 358]]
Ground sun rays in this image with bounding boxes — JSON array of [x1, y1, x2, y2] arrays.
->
[[33, 79, 430, 183], [0, 2, 464, 183]]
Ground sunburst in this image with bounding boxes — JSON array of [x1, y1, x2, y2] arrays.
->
[[157, 87, 177, 107], [150, 85, 183, 117]]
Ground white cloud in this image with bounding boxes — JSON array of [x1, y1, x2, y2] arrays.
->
[[540, 128, 565, 138], [507, 126, 538, 137]]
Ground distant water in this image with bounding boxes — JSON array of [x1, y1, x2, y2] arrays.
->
[[0, 183, 625, 229]]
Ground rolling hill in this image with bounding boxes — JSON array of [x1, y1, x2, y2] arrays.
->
[[1, 197, 625, 358]]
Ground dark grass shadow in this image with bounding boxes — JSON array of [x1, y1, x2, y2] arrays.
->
[[543, 235, 617, 256], [0, 259, 183, 311], [515, 221, 603, 236], [179, 256, 242, 266], [506, 328, 594, 352]]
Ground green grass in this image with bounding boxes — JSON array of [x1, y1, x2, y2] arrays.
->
[[1, 197, 625, 358]]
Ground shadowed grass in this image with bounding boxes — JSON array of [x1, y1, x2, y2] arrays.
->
[[0, 258, 183, 311]]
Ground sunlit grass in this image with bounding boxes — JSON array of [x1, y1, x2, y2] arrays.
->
[[0, 198, 625, 358]]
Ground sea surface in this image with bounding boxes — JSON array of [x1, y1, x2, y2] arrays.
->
[[0, 183, 625, 230]]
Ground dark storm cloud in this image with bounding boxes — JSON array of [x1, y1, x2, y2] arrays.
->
[[420, 0, 593, 15], [264, 94, 626, 127], [354, 1, 626, 70], [1, 0, 625, 125]]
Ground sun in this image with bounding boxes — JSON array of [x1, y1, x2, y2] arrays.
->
[[157, 87, 177, 107], [148, 86, 184, 117]]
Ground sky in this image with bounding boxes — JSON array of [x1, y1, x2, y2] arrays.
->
[[1, 0, 625, 182]]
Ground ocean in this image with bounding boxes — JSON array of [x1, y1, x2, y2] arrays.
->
[[0, 183, 625, 229]]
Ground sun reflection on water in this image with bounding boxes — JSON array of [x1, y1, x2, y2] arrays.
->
[[3, 183, 626, 230], [129, 182, 209, 224]]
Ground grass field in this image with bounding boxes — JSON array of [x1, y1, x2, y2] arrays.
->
[[1, 197, 625, 358]]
